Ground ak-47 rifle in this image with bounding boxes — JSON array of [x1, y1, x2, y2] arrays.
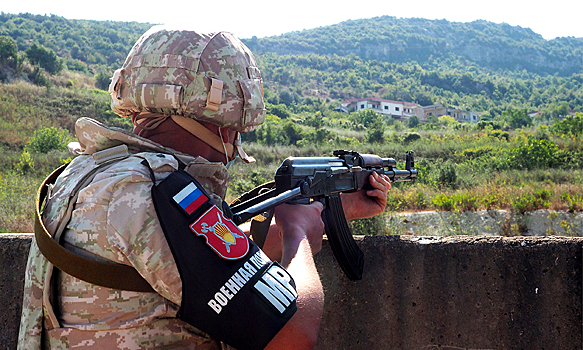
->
[[230, 150, 418, 281]]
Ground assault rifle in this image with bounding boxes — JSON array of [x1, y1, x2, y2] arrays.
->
[[230, 150, 417, 281]]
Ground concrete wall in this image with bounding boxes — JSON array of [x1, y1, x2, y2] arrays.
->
[[0, 234, 31, 350], [2, 234, 582, 350]]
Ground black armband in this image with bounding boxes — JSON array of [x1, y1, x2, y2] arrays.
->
[[148, 165, 296, 350]]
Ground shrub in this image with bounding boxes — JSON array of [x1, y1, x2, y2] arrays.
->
[[511, 191, 551, 214], [509, 136, 558, 170], [488, 129, 509, 141], [453, 191, 479, 211], [349, 214, 387, 235], [435, 161, 458, 189], [458, 146, 497, 160], [28, 67, 51, 87], [66, 59, 89, 73], [403, 132, 421, 143], [366, 118, 386, 143], [432, 193, 454, 211], [26, 126, 70, 154], [408, 115, 420, 128], [561, 192, 583, 212], [95, 70, 111, 90], [15, 151, 35, 174]]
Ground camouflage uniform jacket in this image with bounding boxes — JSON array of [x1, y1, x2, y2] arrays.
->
[[18, 117, 235, 349]]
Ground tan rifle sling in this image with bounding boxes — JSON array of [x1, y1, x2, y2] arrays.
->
[[34, 149, 155, 293]]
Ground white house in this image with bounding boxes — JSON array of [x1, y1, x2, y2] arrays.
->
[[342, 98, 419, 119], [342, 98, 481, 123]]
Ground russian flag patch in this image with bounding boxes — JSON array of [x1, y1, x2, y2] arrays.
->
[[173, 182, 208, 215]]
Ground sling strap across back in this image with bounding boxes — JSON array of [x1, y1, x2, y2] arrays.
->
[[34, 162, 155, 293]]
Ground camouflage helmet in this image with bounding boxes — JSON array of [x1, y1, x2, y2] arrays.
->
[[109, 25, 266, 133]]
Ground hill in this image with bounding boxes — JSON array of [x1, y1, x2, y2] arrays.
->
[[0, 13, 581, 116], [0, 12, 151, 71], [243, 16, 583, 77]]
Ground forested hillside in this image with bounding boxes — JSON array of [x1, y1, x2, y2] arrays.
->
[[243, 16, 583, 76], [0, 12, 151, 73], [1, 13, 582, 115]]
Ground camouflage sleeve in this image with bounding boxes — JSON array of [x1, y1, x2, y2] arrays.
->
[[105, 170, 183, 306]]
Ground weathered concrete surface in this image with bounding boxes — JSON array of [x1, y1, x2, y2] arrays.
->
[[1, 234, 582, 350], [0, 234, 32, 350], [315, 235, 583, 350], [388, 210, 583, 236]]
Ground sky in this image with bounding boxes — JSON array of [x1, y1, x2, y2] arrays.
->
[[2, 0, 582, 40]]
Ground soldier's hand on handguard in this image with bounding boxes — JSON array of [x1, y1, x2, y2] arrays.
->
[[341, 172, 392, 221]]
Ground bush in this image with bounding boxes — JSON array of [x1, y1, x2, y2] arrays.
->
[[15, 151, 35, 174], [26, 126, 70, 154], [268, 104, 291, 119], [509, 136, 558, 170], [432, 193, 454, 211], [28, 67, 51, 87], [561, 192, 583, 212], [488, 129, 509, 141], [403, 132, 421, 143], [511, 191, 551, 214], [366, 118, 386, 143], [349, 214, 387, 235], [435, 161, 458, 189], [408, 115, 420, 128]]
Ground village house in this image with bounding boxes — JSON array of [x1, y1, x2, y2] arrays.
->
[[419, 105, 480, 123], [342, 98, 481, 123], [341, 98, 420, 120]]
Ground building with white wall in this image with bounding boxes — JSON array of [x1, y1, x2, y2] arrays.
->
[[342, 98, 420, 119], [342, 98, 481, 123]]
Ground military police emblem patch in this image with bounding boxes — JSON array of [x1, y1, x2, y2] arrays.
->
[[190, 205, 250, 260]]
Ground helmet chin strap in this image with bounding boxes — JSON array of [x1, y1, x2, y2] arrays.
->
[[218, 127, 230, 165], [170, 115, 255, 163]]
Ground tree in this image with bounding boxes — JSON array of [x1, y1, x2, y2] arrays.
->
[[95, 70, 111, 90], [0, 35, 18, 68], [366, 118, 386, 143], [408, 115, 420, 128], [268, 103, 291, 119], [352, 109, 381, 128], [26, 43, 63, 74], [503, 107, 531, 129]]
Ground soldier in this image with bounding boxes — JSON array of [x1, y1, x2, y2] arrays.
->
[[18, 26, 391, 349]]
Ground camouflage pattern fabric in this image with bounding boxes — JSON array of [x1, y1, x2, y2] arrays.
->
[[110, 26, 266, 133], [18, 118, 236, 349]]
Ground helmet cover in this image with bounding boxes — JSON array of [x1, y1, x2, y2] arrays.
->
[[110, 25, 266, 133]]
